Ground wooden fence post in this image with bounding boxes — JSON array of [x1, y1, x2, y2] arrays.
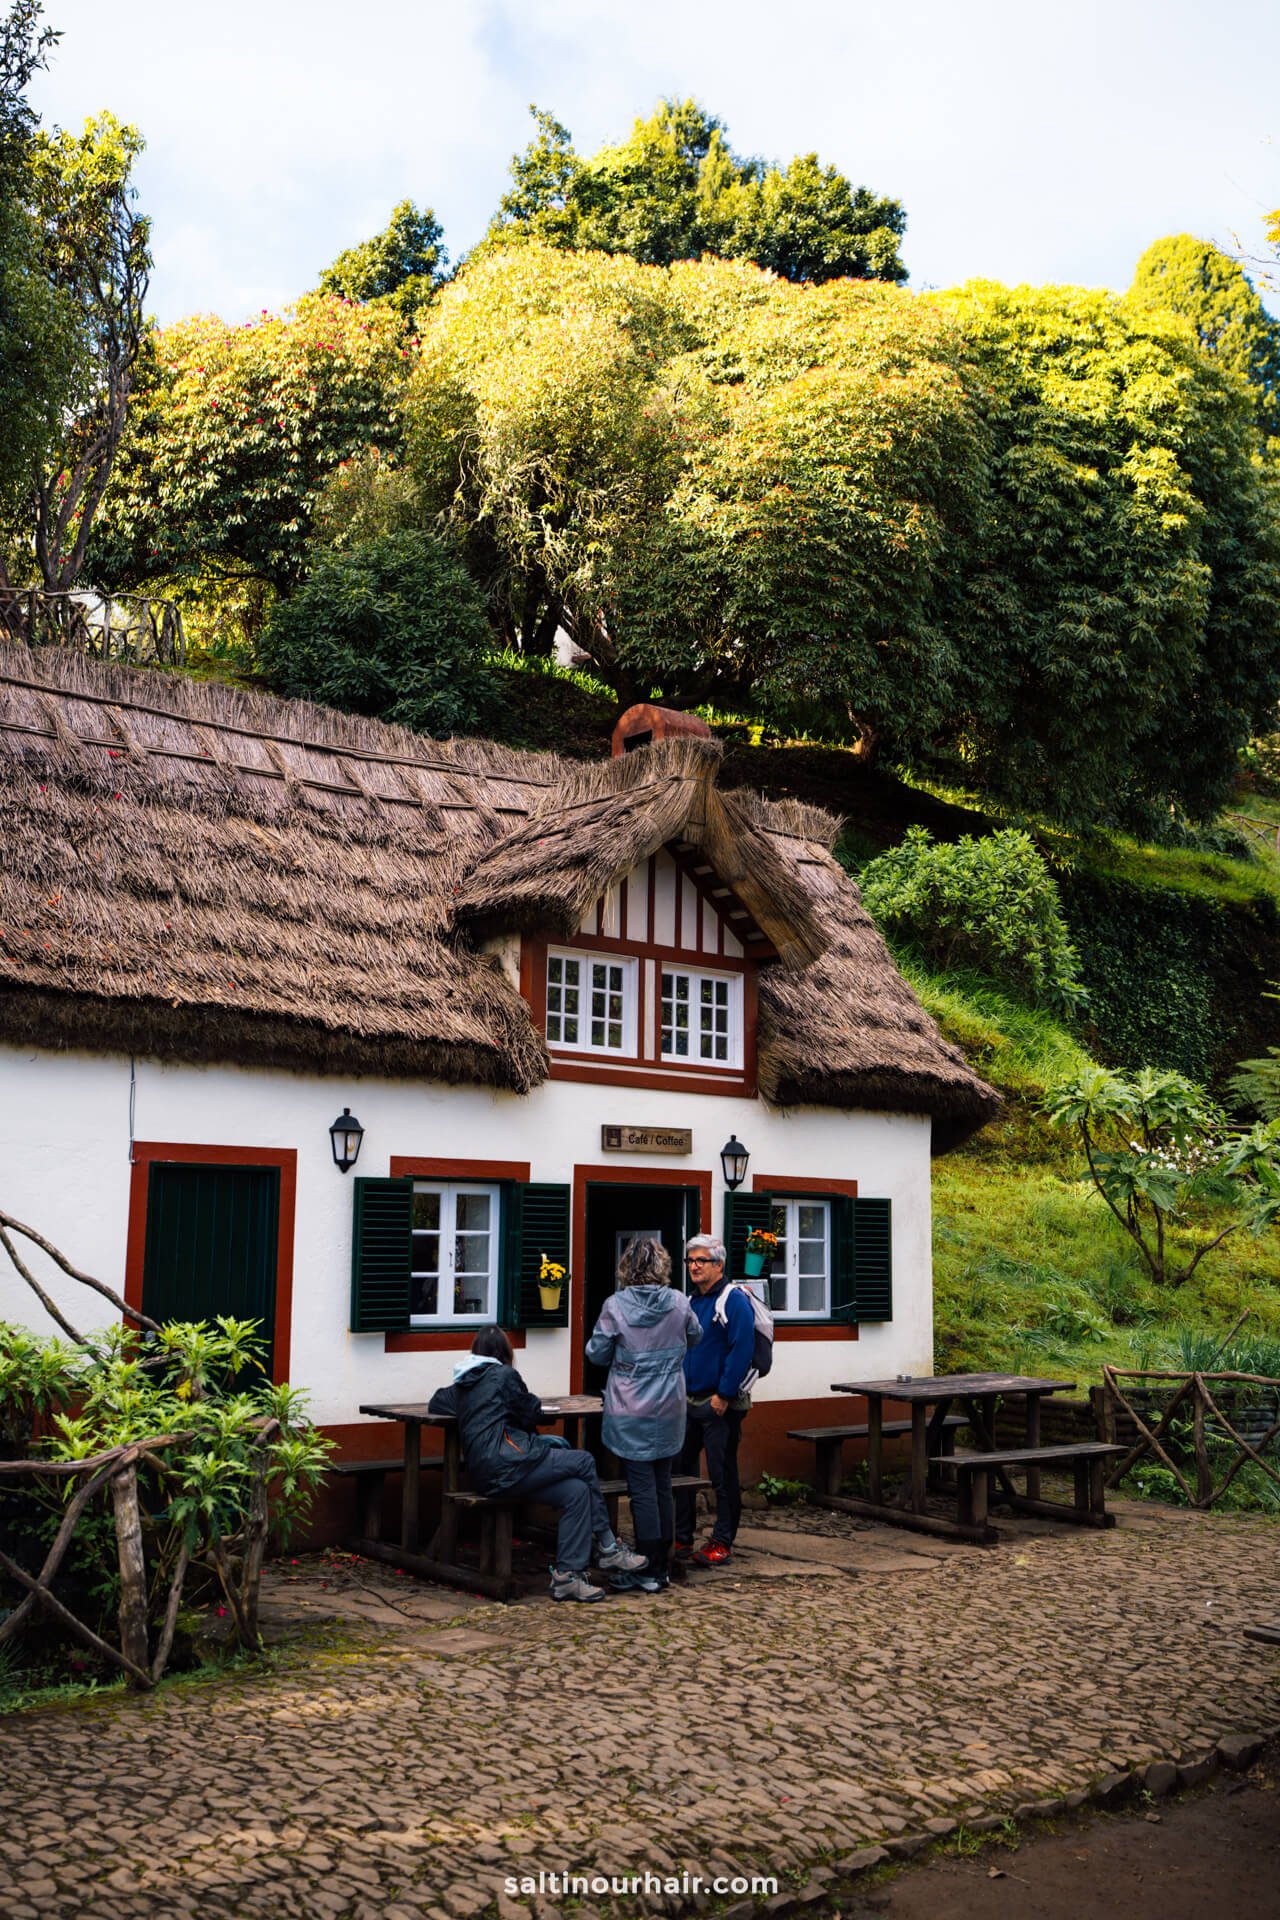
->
[[111, 1463, 151, 1685]]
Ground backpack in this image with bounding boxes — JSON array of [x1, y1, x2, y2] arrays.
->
[[712, 1281, 774, 1390]]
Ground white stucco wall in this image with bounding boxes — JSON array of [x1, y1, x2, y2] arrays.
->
[[0, 1044, 935, 1425]]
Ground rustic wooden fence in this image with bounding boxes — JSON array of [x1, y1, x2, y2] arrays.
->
[[1098, 1363, 1280, 1508], [0, 586, 185, 666]]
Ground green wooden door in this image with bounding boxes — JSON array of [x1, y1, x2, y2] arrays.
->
[[142, 1163, 279, 1372]]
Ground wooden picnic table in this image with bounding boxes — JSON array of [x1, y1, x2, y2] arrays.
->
[[354, 1395, 603, 1598], [827, 1372, 1076, 1545]]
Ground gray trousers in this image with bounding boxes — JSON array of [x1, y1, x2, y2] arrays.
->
[[622, 1453, 675, 1547], [509, 1448, 609, 1572]]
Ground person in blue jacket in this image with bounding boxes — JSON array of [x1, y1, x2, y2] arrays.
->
[[674, 1233, 755, 1567]]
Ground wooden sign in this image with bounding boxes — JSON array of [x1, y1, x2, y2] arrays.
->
[[601, 1125, 693, 1155]]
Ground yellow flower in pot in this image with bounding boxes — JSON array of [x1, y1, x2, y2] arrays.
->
[[744, 1228, 778, 1278], [538, 1254, 566, 1312]]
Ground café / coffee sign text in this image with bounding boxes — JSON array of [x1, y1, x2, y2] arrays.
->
[[601, 1125, 693, 1155]]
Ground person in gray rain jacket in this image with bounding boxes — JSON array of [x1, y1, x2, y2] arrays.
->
[[585, 1236, 701, 1592]]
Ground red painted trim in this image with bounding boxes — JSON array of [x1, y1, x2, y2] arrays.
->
[[384, 1328, 526, 1352], [549, 1060, 754, 1097], [389, 1157, 531, 1182], [773, 1323, 859, 1341], [555, 930, 748, 972], [753, 1172, 859, 1197], [124, 1141, 297, 1386], [571, 1164, 713, 1393]]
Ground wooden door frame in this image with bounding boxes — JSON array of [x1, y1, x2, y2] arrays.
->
[[572, 1164, 712, 1392], [124, 1142, 297, 1384]]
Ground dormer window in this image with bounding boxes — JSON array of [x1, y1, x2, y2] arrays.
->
[[546, 950, 638, 1055]]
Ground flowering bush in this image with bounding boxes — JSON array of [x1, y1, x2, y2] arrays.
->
[[1045, 1065, 1280, 1288]]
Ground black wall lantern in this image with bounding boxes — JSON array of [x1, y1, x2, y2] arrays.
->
[[720, 1134, 750, 1191], [329, 1107, 365, 1173]]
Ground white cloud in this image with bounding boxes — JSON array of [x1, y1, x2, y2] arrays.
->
[[28, 0, 1280, 323]]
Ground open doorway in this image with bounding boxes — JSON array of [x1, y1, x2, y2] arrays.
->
[[582, 1182, 702, 1391]]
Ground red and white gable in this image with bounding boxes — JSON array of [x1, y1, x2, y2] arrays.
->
[[520, 846, 775, 1096]]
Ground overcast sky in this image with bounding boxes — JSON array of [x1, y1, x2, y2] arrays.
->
[[28, 0, 1280, 325]]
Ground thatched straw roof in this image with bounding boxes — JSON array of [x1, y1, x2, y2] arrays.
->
[[0, 644, 999, 1148]]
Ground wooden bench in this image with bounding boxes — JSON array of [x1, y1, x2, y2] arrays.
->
[[789, 1417, 966, 1497], [330, 1457, 442, 1543], [444, 1475, 711, 1581], [936, 1442, 1127, 1530]]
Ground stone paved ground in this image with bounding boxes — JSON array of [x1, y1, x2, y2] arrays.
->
[[0, 1503, 1278, 1920]]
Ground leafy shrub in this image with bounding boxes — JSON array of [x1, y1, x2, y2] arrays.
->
[[859, 826, 1087, 1014], [756, 1472, 810, 1506], [257, 530, 497, 737]]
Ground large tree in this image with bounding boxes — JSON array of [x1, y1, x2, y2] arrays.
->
[[935, 281, 1280, 827], [0, 3, 78, 543], [21, 111, 151, 592], [92, 294, 407, 600], [406, 245, 979, 733], [486, 99, 907, 284], [1129, 234, 1280, 439], [317, 198, 445, 326]]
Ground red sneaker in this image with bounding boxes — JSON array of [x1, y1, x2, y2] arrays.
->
[[672, 1541, 694, 1562], [691, 1541, 732, 1567]]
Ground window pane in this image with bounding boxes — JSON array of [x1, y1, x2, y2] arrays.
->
[[455, 1192, 490, 1231], [454, 1276, 488, 1315], [797, 1272, 826, 1313], [798, 1240, 825, 1275], [412, 1274, 439, 1315], [454, 1233, 489, 1274], [412, 1191, 441, 1231], [798, 1203, 826, 1238], [548, 957, 562, 983], [562, 1015, 579, 1043], [412, 1231, 440, 1274], [591, 1019, 605, 1046]]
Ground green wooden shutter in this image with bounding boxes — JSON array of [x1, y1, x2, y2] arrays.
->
[[724, 1190, 774, 1282], [143, 1163, 279, 1374], [349, 1177, 413, 1331], [501, 1182, 571, 1328], [852, 1195, 893, 1322]]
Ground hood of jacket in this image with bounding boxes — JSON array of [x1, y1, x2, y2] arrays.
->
[[615, 1284, 682, 1328], [451, 1354, 504, 1386]]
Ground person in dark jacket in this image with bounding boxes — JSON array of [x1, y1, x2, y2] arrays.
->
[[585, 1235, 701, 1592], [674, 1234, 755, 1567], [427, 1327, 645, 1602]]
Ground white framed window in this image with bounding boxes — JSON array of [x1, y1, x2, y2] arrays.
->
[[660, 966, 743, 1069], [546, 949, 637, 1055], [410, 1182, 499, 1324], [768, 1198, 831, 1318]]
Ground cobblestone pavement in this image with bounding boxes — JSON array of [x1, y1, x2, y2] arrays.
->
[[1, 1504, 1277, 1920]]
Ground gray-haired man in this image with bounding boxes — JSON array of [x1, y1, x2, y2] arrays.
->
[[674, 1233, 754, 1567]]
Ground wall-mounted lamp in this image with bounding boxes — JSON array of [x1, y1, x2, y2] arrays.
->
[[329, 1107, 365, 1173], [720, 1134, 750, 1191]]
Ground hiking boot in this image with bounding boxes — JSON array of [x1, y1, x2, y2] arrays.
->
[[595, 1539, 646, 1573], [690, 1540, 732, 1567], [550, 1568, 606, 1603], [607, 1568, 664, 1593]]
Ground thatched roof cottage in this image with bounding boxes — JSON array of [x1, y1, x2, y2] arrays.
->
[[0, 643, 997, 1489]]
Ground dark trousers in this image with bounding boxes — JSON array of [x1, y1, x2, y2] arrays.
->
[[623, 1454, 675, 1548], [675, 1401, 746, 1548], [508, 1448, 608, 1573]]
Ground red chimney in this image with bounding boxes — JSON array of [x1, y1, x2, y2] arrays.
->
[[611, 703, 712, 758]]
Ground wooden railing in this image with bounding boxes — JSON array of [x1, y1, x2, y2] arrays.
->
[[1100, 1363, 1280, 1508], [0, 586, 185, 667]]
